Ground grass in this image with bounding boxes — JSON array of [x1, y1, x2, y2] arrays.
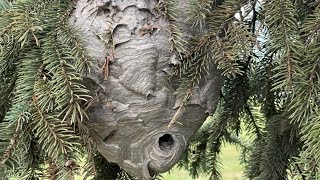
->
[[220, 144, 243, 180], [162, 144, 243, 180]]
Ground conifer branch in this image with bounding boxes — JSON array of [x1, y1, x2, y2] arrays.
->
[[263, 0, 302, 90]]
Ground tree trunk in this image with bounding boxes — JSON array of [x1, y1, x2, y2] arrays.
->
[[71, 0, 223, 179]]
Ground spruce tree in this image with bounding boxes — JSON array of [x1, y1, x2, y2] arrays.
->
[[177, 0, 320, 179]]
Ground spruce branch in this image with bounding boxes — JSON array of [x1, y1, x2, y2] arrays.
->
[[263, 0, 303, 90], [58, 25, 93, 75], [155, 0, 187, 54], [187, 0, 212, 33], [0, 0, 96, 178], [173, 0, 252, 93], [42, 33, 90, 124], [285, 6, 320, 176], [31, 95, 80, 162], [0, 0, 9, 10], [0, 121, 20, 165]]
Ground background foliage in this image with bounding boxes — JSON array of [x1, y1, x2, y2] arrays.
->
[[0, 0, 319, 179], [174, 0, 320, 179]]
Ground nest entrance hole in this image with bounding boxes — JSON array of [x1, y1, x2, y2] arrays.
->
[[158, 134, 174, 151]]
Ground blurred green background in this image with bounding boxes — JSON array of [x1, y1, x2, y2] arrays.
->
[[162, 144, 243, 180]]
